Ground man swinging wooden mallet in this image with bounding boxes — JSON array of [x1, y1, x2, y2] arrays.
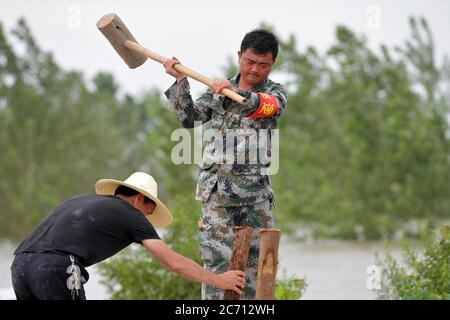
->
[[97, 13, 287, 300]]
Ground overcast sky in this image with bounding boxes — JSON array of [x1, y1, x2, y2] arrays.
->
[[0, 0, 449, 97]]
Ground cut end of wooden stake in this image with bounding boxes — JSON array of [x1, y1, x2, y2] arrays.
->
[[258, 228, 281, 235]]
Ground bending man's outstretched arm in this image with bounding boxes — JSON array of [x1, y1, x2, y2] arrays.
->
[[142, 239, 245, 294]]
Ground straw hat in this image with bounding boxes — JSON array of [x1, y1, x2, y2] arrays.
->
[[95, 172, 173, 227]]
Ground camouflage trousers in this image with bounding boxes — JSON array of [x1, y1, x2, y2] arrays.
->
[[198, 192, 274, 300]]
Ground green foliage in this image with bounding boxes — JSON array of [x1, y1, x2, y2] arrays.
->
[[1, 15, 449, 246], [270, 16, 450, 239], [275, 276, 307, 300], [1, 14, 447, 299], [0, 19, 196, 241], [97, 194, 202, 299], [375, 224, 450, 300]]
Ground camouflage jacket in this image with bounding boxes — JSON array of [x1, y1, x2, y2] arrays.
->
[[164, 74, 287, 206]]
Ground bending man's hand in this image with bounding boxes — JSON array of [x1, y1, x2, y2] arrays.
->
[[215, 270, 245, 295]]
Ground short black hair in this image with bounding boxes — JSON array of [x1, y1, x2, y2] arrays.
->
[[240, 29, 279, 61], [114, 185, 155, 204]]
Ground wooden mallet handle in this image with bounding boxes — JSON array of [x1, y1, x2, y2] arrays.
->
[[124, 40, 247, 105], [97, 13, 247, 105]]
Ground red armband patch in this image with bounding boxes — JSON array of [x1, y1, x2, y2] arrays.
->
[[248, 92, 278, 119]]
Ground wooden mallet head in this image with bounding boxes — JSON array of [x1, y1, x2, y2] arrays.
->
[[97, 13, 147, 69]]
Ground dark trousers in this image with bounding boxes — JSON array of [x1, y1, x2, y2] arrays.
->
[[11, 252, 88, 300]]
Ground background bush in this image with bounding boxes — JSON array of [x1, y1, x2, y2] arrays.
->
[[375, 224, 450, 300]]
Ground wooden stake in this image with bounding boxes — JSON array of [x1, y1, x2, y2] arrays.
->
[[255, 229, 281, 300], [224, 226, 253, 300]]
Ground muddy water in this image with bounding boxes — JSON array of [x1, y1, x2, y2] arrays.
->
[[277, 238, 403, 299]]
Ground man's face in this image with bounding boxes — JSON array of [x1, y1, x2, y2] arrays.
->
[[143, 200, 156, 216], [238, 48, 274, 87], [133, 194, 156, 216]]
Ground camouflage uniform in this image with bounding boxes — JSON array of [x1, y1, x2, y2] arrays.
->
[[165, 74, 287, 299]]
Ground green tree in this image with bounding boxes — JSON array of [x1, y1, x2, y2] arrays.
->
[[272, 17, 450, 239], [0, 19, 196, 241], [375, 224, 449, 300]]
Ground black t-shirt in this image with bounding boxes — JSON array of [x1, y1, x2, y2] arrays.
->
[[14, 194, 160, 267]]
